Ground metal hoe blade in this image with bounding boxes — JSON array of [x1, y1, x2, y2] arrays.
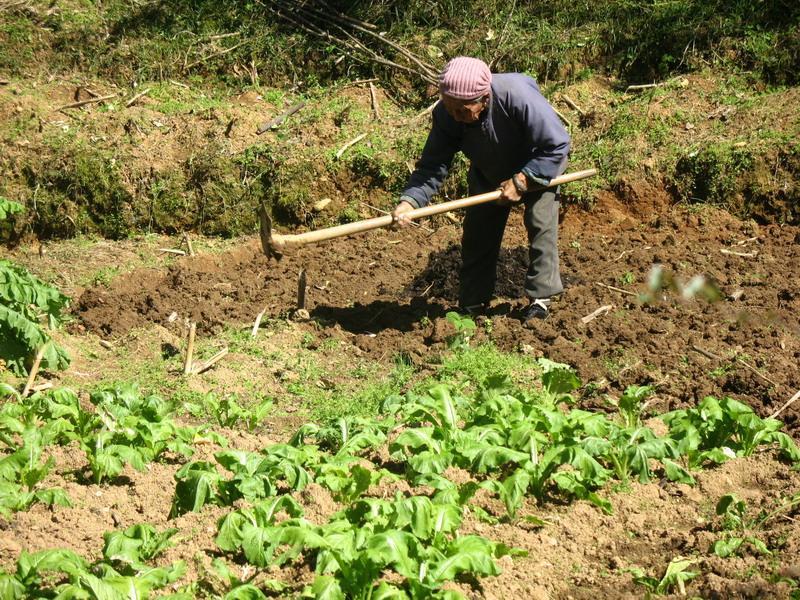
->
[[258, 203, 283, 261]]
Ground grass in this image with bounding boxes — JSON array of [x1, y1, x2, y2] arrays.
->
[[1, 2, 798, 240], [423, 342, 542, 394]]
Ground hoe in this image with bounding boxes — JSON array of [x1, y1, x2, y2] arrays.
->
[[259, 168, 597, 260]]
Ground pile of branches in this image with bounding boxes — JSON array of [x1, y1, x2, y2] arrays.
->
[[260, 0, 440, 86]]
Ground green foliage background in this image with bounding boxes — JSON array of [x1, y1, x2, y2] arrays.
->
[[0, 0, 798, 239]]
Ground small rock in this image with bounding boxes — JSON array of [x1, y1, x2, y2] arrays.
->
[[292, 308, 310, 321], [528, 586, 550, 600], [728, 289, 744, 301], [780, 564, 800, 578], [312, 198, 332, 212], [609, 555, 624, 569]]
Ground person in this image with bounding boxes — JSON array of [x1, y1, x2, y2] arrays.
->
[[392, 56, 570, 321]]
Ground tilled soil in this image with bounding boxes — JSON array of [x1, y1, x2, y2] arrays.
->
[[5, 190, 800, 598], [75, 190, 800, 437]]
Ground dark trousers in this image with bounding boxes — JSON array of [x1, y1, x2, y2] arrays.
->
[[459, 187, 563, 308]]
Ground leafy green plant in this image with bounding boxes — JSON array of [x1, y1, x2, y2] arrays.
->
[[444, 312, 476, 350], [712, 494, 771, 558], [186, 393, 273, 431], [629, 556, 699, 596], [171, 445, 319, 516], [78, 384, 201, 483], [216, 492, 520, 599], [662, 396, 800, 468], [6, 384, 206, 485], [711, 492, 800, 559], [0, 428, 71, 516], [0, 546, 185, 599], [103, 523, 179, 571], [614, 385, 654, 428], [0, 258, 70, 375], [0, 198, 70, 376], [209, 558, 286, 599], [0, 197, 24, 220]]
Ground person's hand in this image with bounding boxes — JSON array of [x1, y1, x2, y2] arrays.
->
[[497, 173, 526, 206], [391, 200, 415, 229]]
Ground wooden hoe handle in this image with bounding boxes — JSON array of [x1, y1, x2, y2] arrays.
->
[[270, 168, 597, 249]]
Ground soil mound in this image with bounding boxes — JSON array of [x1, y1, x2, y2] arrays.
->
[[74, 200, 800, 436]]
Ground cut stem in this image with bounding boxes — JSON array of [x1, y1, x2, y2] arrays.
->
[[184, 323, 196, 375]]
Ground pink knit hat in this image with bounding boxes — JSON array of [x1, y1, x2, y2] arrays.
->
[[439, 57, 492, 100]]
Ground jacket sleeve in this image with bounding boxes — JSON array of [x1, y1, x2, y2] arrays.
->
[[511, 81, 570, 182], [400, 106, 461, 208]]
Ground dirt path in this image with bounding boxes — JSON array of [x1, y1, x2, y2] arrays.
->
[[74, 192, 800, 438]]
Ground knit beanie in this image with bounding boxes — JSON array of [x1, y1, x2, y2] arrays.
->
[[439, 57, 492, 100]]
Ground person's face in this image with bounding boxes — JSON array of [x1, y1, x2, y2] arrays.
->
[[441, 94, 489, 124]]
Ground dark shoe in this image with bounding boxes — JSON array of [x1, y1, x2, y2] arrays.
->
[[459, 303, 486, 317], [524, 298, 551, 321]]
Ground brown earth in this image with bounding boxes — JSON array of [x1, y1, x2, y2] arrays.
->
[[73, 186, 800, 438], [4, 147, 800, 598]]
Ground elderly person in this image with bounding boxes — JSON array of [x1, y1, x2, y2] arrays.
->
[[392, 56, 570, 320]]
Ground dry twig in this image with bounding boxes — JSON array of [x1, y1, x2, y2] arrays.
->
[[191, 348, 229, 375], [251, 307, 267, 338], [56, 93, 116, 111], [185, 39, 249, 70], [414, 99, 439, 121], [182, 233, 195, 256], [183, 323, 196, 375], [297, 269, 307, 310], [770, 389, 800, 420], [263, 0, 438, 85], [340, 78, 378, 88], [595, 282, 638, 297], [125, 88, 151, 107], [369, 82, 381, 120], [691, 344, 781, 389], [561, 94, 584, 116], [720, 248, 758, 258], [335, 133, 367, 159], [22, 344, 48, 397], [257, 101, 306, 134], [581, 304, 614, 324], [625, 83, 661, 92], [552, 107, 572, 131]]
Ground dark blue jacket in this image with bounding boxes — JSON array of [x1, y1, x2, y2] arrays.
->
[[401, 73, 570, 207]]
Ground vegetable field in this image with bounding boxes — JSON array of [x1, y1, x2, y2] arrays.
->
[[2, 0, 800, 595], [2, 195, 799, 598]]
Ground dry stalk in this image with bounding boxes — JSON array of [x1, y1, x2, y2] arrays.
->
[[183, 323, 196, 375], [192, 348, 229, 375], [770, 389, 800, 420], [252, 307, 267, 338], [56, 93, 117, 111], [257, 101, 306, 134], [335, 133, 367, 159], [125, 88, 151, 107], [369, 82, 381, 120], [595, 282, 638, 297], [21, 343, 48, 397], [581, 304, 614, 324]]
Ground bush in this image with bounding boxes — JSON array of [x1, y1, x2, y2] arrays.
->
[[0, 198, 70, 376]]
